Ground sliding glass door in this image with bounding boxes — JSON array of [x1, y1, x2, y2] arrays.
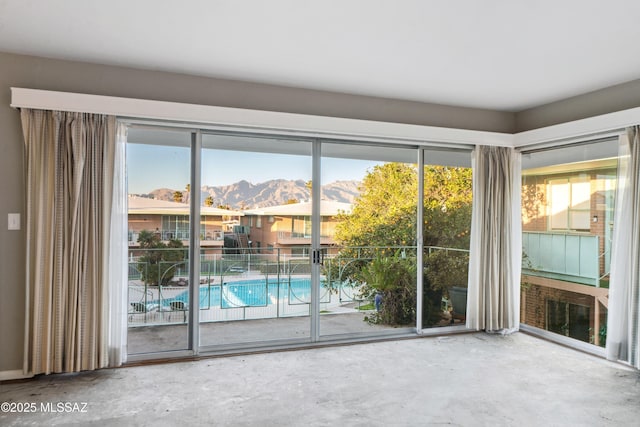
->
[[199, 133, 314, 348], [319, 142, 418, 337], [126, 127, 193, 355], [124, 125, 473, 357], [520, 139, 618, 347], [421, 148, 473, 330]]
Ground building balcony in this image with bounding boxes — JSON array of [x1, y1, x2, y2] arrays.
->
[[276, 231, 335, 245], [522, 231, 606, 287], [128, 230, 225, 247]]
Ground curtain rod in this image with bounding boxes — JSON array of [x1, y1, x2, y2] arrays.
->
[[122, 118, 475, 152], [517, 132, 623, 155]]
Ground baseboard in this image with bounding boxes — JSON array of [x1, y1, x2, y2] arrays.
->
[[0, 369, 33, 381]]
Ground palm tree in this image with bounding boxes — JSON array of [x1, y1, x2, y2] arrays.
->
[[305, 180, 312, 199]]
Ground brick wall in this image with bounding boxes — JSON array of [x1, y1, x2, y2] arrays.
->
[[521, 283, 595, 331], [520, 276, 608, 345], [521, 176, 547, 232]]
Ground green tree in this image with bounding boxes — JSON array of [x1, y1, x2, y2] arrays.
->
[[173, 190, 184, 203], [334, 163, 472, 254], [305, 180, 312, 198], [335, 163, 417, 251], [204, 196, 214, 207], [137, 230, 186, 286], [422, 165, 472, 249], [331, 162, 473, 326]]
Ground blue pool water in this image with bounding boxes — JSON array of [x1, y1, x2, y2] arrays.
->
[[165, 278, 329, 309]]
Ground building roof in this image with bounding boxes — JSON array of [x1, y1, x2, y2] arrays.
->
[[243, 200, 352, 217], [128, 195, 244, 216], [127, 195, 352, 217]]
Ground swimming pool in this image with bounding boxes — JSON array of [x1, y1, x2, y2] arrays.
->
[[166, 278, 332, 309]]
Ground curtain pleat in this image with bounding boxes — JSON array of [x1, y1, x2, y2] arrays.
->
[[467, 146, 522, 332], [607, 126, 640, 368], [22, 109, 116, 375], [107, 123, 128, 365]]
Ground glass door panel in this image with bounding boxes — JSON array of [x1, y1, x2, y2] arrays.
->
[[319, 142, 418, 337], [199, 133, 313, 347], [126, 127, 193, 355], [521, 141, 617, 347], [421, 149, 473, 329]]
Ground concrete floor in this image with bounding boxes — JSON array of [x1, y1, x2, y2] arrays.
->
[[128, 311, 398, 354], [1, 332, 639, 426]]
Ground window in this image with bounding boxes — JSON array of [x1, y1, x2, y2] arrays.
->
[[521, 142, 617, 349], [319, 217, 334, 238], [547, 176, 591, 231], [546, 299, 591, 343], [291, 247, 310, 257], [291, 216, 311, 238], [125, 122, 473, 356], [161, 215, 190, 240]]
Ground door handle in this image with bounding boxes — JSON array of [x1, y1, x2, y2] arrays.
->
[[312, 249, 324, 265]]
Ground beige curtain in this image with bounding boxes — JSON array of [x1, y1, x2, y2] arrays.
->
[[467, 145, 522, 332], [22, 109, 116, 374]]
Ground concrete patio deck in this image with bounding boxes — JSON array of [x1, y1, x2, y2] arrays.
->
[[127, 310, 412, 354]]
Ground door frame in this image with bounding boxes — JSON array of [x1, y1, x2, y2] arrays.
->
[[125, 125, 472, 361]]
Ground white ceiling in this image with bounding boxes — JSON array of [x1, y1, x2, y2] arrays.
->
[[1, 0, 640, 112]]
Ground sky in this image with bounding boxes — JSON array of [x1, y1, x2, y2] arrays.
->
[[127, 143, 382, 194]]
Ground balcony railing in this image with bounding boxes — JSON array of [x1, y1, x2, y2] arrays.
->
[[128, 230, 224, 245], [522, 231, 601, 286], [127, 245, 468, 327], [276, 231, 334, 244], [277, 231, 309, 240]]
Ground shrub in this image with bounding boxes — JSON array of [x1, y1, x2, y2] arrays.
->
[[358, 251, 417, 325], [136, 230, 187, 286]]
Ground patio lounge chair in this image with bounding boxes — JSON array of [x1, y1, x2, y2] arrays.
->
[[129, 302, 147, 322], [169, 300, 187, 323]]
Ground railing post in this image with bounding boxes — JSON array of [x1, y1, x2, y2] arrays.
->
[[594, 298, 600, 346], [594, 235, 600, 287], [277, 247, 281, 318]]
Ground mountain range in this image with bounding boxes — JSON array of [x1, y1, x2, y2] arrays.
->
[[143, 179, 361, 208]]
